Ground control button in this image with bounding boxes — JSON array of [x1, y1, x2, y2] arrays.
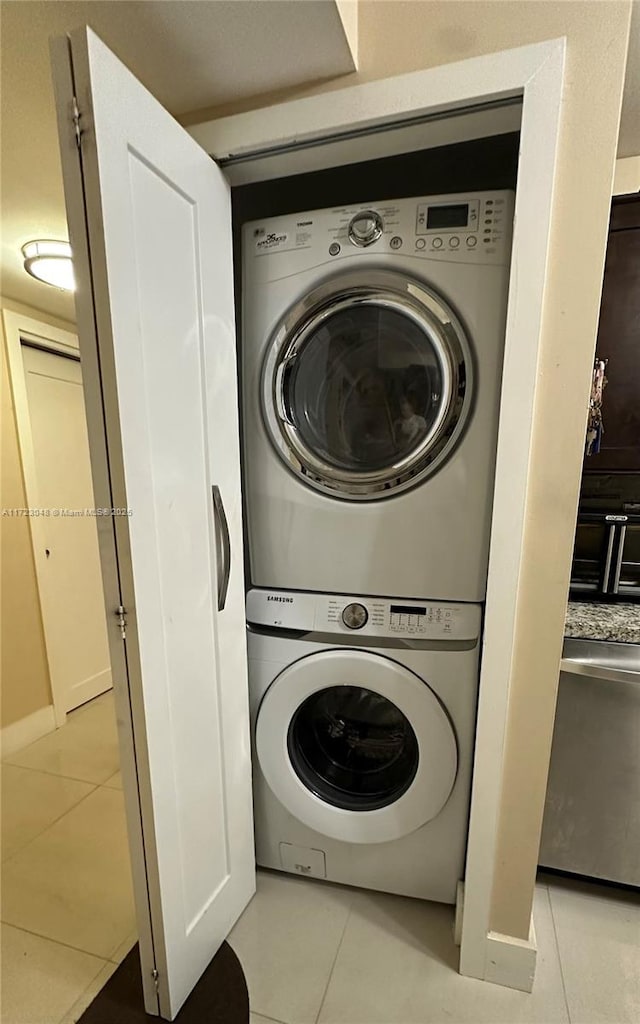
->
[[348, 210, 383, 248], [432, 237, 443, 249], [466, 236, 477, 247], [390, 235, 403, 250], [415, 238, 426, 249], [342, 603, 368, 630], [329, 242, 341, 256], [449, 236, 460, 248]]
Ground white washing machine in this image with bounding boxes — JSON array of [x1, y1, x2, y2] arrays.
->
[[246, 587, 481, 903], [242, 190, 514, 602]]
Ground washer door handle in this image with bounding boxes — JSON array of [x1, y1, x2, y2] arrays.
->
[[211, 485, 231, 612]]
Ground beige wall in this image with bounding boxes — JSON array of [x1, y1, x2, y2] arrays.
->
[[0, 297, 76, 728], [185, 1, 632, 942], [614, 154, 640, 194]]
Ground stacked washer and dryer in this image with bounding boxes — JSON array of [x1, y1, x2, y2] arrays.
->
[[241, 191, 513, 903]]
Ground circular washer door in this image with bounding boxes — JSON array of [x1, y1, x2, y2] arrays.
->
[[262, 268, 472, 500], [255, 649, 458, 844]]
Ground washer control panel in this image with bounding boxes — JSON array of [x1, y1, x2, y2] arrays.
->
[[246, 588, 481, 642], [341, 602, 369, 629]]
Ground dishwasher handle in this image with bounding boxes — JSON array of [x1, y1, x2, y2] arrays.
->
[[561, 637, 640, 686]]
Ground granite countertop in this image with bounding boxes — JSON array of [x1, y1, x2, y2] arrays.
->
[[566, 600, 640, 644]]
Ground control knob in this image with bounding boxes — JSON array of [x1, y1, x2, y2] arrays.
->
[[342, 602, 368, 630], [348, 210, 383, 248]]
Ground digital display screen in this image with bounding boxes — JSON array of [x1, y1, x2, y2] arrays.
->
[[426, 204, 469, 229], [390, 605, 426, 616]]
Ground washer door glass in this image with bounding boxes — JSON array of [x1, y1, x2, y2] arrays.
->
[[255, 648, 458, 845], [262, 270, 471, 499], [288, 685, 419, 811]]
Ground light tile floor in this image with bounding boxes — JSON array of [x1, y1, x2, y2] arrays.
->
[[1, 692, 135, 1024], [3, 692, 639, 1024], [232, 873, 639, 1024]]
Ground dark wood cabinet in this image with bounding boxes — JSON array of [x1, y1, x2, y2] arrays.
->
[[583, 195, 640, 476]]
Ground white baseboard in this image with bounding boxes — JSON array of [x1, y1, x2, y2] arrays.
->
[[458, 884, 537, 992], [484, 917, 537, 993], [1, 704, 56, 758], [68, 668, 112, 714]]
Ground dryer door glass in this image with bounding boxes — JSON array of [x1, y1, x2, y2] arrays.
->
[[263, 271, 471, 499], [287, 685, 419, 811], [289, 305, 443, 472]]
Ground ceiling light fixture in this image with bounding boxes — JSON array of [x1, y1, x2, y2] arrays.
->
[[21, 239, 75, 291]]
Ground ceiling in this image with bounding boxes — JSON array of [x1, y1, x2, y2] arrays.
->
[[0, 0, 357, 321], [1, 0, 639, 324]]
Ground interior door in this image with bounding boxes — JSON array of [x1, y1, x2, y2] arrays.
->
[[50, 27, 255, 1020], [22, 343, 112, 711]]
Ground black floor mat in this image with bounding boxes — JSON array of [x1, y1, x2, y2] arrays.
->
[[77, 942, 249, 1023]]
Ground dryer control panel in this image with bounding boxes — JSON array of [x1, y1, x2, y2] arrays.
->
[[245, 189, 514, 274], [246, 588, 481, 642]]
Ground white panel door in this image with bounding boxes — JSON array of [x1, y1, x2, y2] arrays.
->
[[22, 345, 112, 711], [51, 27, 255, 1020]]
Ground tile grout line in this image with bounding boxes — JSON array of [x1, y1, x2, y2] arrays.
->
[[54, 960, 120, 1024], [1, 920, 134, 970], [313, 896, 354, 1024], [1, 782, 102, 867], [2, 758, 119, 787], [0, 919, 112, 964], [546, 885, 573, 1024], [106, 932, 138, 964]]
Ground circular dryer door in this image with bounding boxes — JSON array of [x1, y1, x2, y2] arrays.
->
[[262, 269, 472, 500], [255, 649, 458, 844]]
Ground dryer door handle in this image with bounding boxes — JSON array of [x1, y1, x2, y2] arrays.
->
[[211, 485, 231, 612], [275, 353, 297, 427]]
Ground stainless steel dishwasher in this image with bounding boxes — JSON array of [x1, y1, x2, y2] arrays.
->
[[539, 637, 640, 886]]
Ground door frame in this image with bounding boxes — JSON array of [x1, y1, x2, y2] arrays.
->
[[3, 309, 90, 728], [190, 38, 567, 990]]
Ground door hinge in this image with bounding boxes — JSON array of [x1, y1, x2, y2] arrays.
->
[[115, 605, 127, 640], [151, 967, 159, 992], [72, 96, 82, 149]]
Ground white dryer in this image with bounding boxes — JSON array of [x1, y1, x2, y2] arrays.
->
[[246, 587, 481, 903], [242, 190, 514, 602]]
